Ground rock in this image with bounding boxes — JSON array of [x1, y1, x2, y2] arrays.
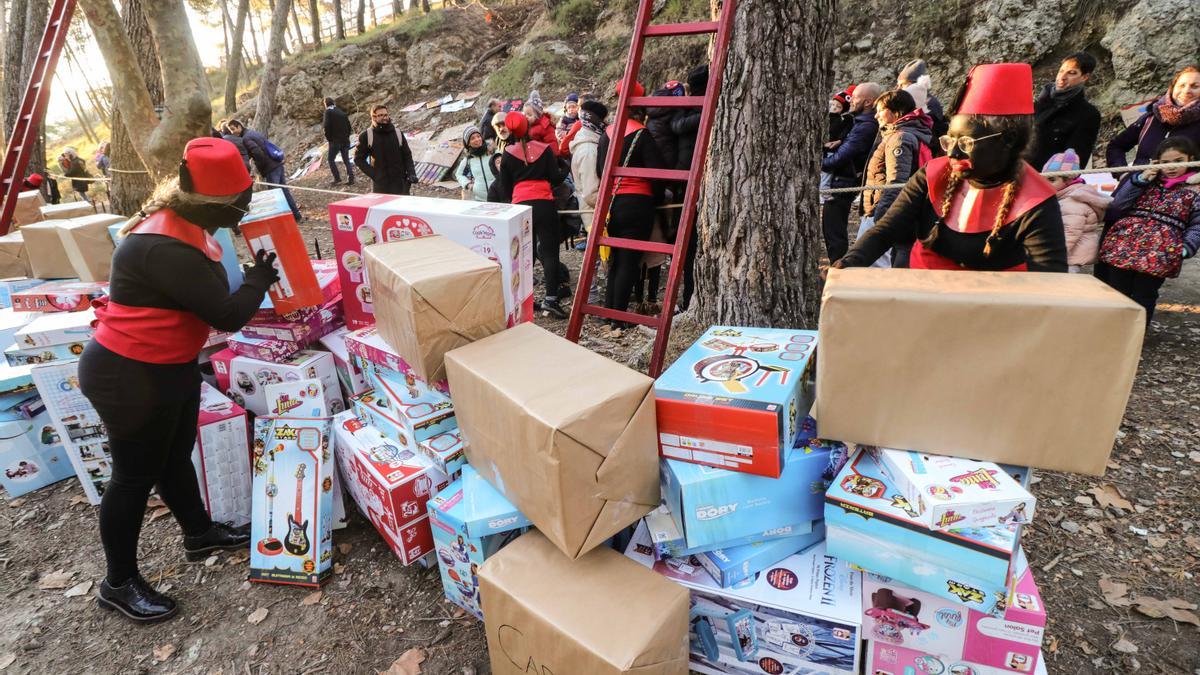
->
[[1061, 520, 1080, 533], [1084, 508, 1105, 519], [406, 42, 466, 88], [333, 44, 364, 70], [276, 72, 320, 119], [1101, 0, 1200, 103]]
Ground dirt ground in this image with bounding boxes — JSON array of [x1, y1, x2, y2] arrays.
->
[[1, 168, 1198, 674]]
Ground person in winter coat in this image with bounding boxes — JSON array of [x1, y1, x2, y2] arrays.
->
[[646, 81, 684, 173], [218, 122, 251, 171], [1096, 137, 1200, 324], [1107, 66, 1200, 168], [835, 63, 1067, 273], [80, 138, 280, 623], [828, 87, 856, 144], [1042, 149, 1111, 272], [479, 98, 502, 147], [226, 120, 301, 220], [59, 148, 92, 203], [570, 100, 606, 230], [671, 63, 709, 313], [354, 105, 418, 196], [94, 141, 112, 177], [556, 93, 580, 141], [1030, 53, 1102, 171], [897, 59, 949, 146], [821, 82, 882, 262], [322, 96, 355, 186], [523, 91, 559, 152], [454, 126, 494, 202], [23, 173, 60, 205]]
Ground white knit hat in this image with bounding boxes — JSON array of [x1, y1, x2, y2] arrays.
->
[[904, 75, 931, 113]]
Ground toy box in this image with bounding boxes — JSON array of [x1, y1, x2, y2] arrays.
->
[[5, 341, 88, 366], [646, 504, 815, 559], [318, 326, 371, 399], [344, 325, 450, 394], [366, 366, 456, 443], [249, 416, 335, 587], [697, 522, 827, 588], [242, 295, 343, 343], [239, 190, 322, 314], [225, 350, 342, 417], [0, 308, 37, 349], [30, 359, 111, 504], [861, 559, 1046, 672], [656, 326, 817, 478], [625, 522, 862, 675], [265, 379, 330, 417], [227, 331, 305, 363], [19, 220, 75, 278], [865, 642, 1047, 675], [11, 280, 106, 313], [418, 427, 466, 477], [873, 448, 1037, 531], [0, 397, 74, 497], [0, 362, 34, 395], [192, 383, 251, 526], [0, 278, 47, 309], [13, 307, 95, 348], [825, 449, 1021, 615], [210, 347, 235, 393], [428, 464, 531, 618], [328, 194, 533, 329]]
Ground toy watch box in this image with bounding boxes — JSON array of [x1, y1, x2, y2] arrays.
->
[[656, 326, 817, 477], [646, 503, 815, 559], [225, 350, 342, 417], [825, 449, 1022, 615], [13, 308, 95, 348], [873, 448, 1037, 531], [428, 464, 531, 619], [241, 295, 343, 343], [249, 416, 335, 587], [5, 341, 87, 366], [0, 397, 74, 498], [11, 280, 106, 313], [418, 427, 466, 477], [865, 642, 1047, 675], [239, 190, 323, 314], [318, 326, 371, 399], [344, 325, 450, 394], [625, 522, 862, 675], [30, 359, 111, 504], [0, 278, 47, 309], [328, 194, 534, 329], [366, 365, 456, 443], [191, 383, 252, 526]]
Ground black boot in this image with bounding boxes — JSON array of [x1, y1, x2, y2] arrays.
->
[[541, 298, 568, 320], [183, 522, 250, 561], [97, 575, 178, 623]]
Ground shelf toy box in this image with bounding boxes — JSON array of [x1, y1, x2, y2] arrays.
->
[[13, 307, 95, 348], [238, 190, 322, 314], [328, 194, 534, 329], [695, 522, 828, 589], [249, 416, 335, 587], [0, 278, 47, 309], [365, 365, 456, 443], [865, 642, 1046, 675], [225, 350, 342, 417], [0, 396, 74, 498], [242, 295, 343, 343], [11, 280, 106, 313], [192, 383, 252, 526], [318, 326, 371, 399], [332, 410, 450, 564], [645, 503, 815, 559], [656, 326, 817, 477], [625, 521, 862, 675], [825, 449, 1022, 615], [873, 448, 1037, 531], [30, 359, 111, 504], [344, 325, 450, 394], [417, 427, 466, 477], [428, 464, 532, 619]]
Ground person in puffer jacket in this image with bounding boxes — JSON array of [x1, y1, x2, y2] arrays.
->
[[454, 126, 495, 202], [1042, 149, 1111, 272], [570, 100, 607, 230]]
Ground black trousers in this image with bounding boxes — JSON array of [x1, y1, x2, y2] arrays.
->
[[79, 342, 211, 585], [327, 142, 353, 182], [1095, 262, 1165, 326], [520, 199, 564, 301], [605, 194, 655, 314], [822, 193, 855, 263]]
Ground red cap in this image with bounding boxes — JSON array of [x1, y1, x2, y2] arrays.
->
[[179, 137, 253, 197], [25, 173, 44, 188], [616, 80, 645, 98], [954, 63, 1034, 116], [503, 111, 529, 140]]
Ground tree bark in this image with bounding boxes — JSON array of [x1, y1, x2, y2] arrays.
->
[[355, 0, 366, 34], [290, 2, 305, 48], [20, 0, 47, 178], [254, 0, 293, 137], [108, 0, 161, 215], [693, 0, 833, 328], [307, 0, 321, 47], [421, 0, 430, 14], [331, 0, 345, 41], [247, 7, 264, 64], [3, 0, 29, 142], [224, 0, 250, 115]]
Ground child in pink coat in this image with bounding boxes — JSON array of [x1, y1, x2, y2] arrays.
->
[[1043, 149, 1112, 272]]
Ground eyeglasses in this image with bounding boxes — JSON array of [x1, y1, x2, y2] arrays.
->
[[939, 132, 1003, 154]]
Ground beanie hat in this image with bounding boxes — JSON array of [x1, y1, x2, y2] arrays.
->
[[565, 92, 579, 104], [580, 99, 608, 121], [462, 125, 482, 145], [526, 90, 544, 116], [904, 75, 931, 112], [898, 59, 928, 85], [833, 88, 852, 108], [178, 137, 253, 197], [504, 111, 529, 140], [1042, 148, 1081, 173], [952, 63, 1034, 116], [25, 173, 44, 188]]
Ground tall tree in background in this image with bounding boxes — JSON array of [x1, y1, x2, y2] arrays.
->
[[105, 0, 161, 214], [290, 2, 305, 48], [254, 0, 293, 137], [225, 0, 251, 114], [355, 0, 365, 34], [332, 0, 345, 40], [307, 0, 320, 47], [392, 0, 403, 18], [694, 0, 833, 328], [2, 0, 29, 146], [18, 0, 48, 178]]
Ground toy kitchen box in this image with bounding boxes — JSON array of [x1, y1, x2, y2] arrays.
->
[[872, 447, 1037, 531], [192, 382, 252, 526], [332, 410, 450, 564], [249, 416, 335, 587], [328, 195, 534, 330], [656, 326, 817, 478], [362, 364, 456, 443], [11, 280, 107, 313], [866, 642, 1046, 675], [239, 190, 323, 315], [428, 464, 531, 619], [0, 395, 75, 498], [224, 349, 342, 417], [625, 521, 862, 675], [825, 449, 1022, 616]]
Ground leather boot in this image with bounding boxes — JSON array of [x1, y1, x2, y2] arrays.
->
[[183, 522, 250, 561], [97, 575, 178, 623]]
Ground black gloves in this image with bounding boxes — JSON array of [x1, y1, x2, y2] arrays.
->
[[244, 248, 280, 288]]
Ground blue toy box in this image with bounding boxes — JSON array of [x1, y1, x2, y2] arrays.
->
[[656, 326, 817, 477], [427, 464, 530, 619], [825, 449, 1022, 615], [696, 522, 828, 588], [646, 503, 815, 559], [365, 365, 456, 443], [0, 397, 74, 498]]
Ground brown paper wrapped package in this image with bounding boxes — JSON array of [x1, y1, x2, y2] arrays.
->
[[19, 221, 76, 279], [364, 235, 505, 384], [39, 201, 94, 221], [479, 530, 689, 674], [0, 232, 31, 278], [815, 269, 1145, 475], [445, 323, 659, 559], [56, 214, 123, 282], [13, 190, 45, 226]]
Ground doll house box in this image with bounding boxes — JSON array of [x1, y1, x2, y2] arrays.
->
[[191, 382, 251, 526]]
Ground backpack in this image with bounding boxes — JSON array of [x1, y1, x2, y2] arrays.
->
[[916, 140, 933, 170], [265, 141, 285, 163]]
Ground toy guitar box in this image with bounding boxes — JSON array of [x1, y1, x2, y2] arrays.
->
[[318, 326, 371, 399], [11, 280, 107, 313], [249, 416, 335, 587], [343, 325, 450, 394], [655, 326, 817, 477], [328, 195, 534, 329], [0, 396, 74, 498], [30, 359, 111, 504], [625, 521, 862, 675], [239, 190, 323, 314], [865, 642, 1047, 675], [191, 383, 252, 526], [224, 350, 342, 417], [825, 449, 1022, 616], [359, 366, 456, 443], [428, 464, 531, 619]]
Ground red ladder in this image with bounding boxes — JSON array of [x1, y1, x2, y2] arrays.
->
[[0, 0, 79, 235], [565, 0, 737, 377]]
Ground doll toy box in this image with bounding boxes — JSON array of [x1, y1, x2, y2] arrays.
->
[[825, 449, 1022, 615], [225, 350, 342, 417], [241, 294, 343, 343], [428, 464, 531, 619], [265, 379, 332, 418], [0, 395, 74, 498], [344, 325, 450, 394], [364, 365, 456, 443], [866, 642, 1047, 675], [624, 521, 862, 675], [655, 326, 817, 477], [328, 194, 534, 330], [249, 416, 335, 587], [11, 280, 107, 313], [319, 326, 371, 399], [192, 383, 252, 526], [238, 190, 324, 314], [873, 448, 1037, 531], [227, 331, 305, 363]]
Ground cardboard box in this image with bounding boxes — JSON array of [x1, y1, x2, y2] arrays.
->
[[210, 347, 235, 393], [5, 341, 88, 366], [192, 383, 252, 526], [0, 233, 31, 278], [645, 503, 815, 559], [328, 195, 534, 329], [816, 269, 1145, 475], [428, 464, 531, 618], [0, 308, 37, 350], [624, 522, 863, 675], [367, 365, 456, 443], [0, 363, 34, 395], [13, 307, 95, 348], [242, 295, 343, 343], [0, 397, 75, 498], [418, 427, 466, 477], [30, 359, 111, 504], [874, 448, 1037, 530], [227, 331, 305, 363], [57, 214, 121, 282], [446, 323, 659, 559], [13, 190, 45, 226], [239, 190, 323, 314], [344, 325, 450, 394], [318, 326, 371, 399], [825, 449, 1021, 615], [364, 235, 505, 385], [225, 350, 343, 417], [657, 326, 817, 477], [0, 278, 46, 309], [480, 529, 690, 674], [249, 416, 335, 587], [19, 221, 76, 279], [11, 280, 106, 313], [865, 642, 1047, 675], [39, 201, 94, 220], [265, 378, 330, 417], [696, 522, 827, 588]]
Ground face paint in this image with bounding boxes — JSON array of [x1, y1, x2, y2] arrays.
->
[[945, 115, 1020, 183]]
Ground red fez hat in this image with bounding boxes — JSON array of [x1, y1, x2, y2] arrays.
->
[[616, 80, 645, 98], [179, 137, 253, 197], [25, 173, 44, 188], [503, 111, 529, 140], [953, 63, 1034, 116]]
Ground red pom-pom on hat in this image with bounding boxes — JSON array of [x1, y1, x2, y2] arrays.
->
[[180, 137, 253, 197], [953, 63, 1034, 116]]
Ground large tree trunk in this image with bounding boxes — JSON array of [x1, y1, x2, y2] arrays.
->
[[142, 1, 214, 160], [694, 0, 832, 328], [254, 0, 293, 137], [224, 0, 250, 115], [332, 0, 345, 40], [355, 0, 366, 34], [20, 0, 47, 179], [307, 0, 321, 47], [3, 0, 29, 142], [108, 0, 162, 214]]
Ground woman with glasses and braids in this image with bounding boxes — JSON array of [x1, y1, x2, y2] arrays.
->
[[835, 64, 1067, 272]]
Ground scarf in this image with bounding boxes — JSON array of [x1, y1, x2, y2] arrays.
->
[[1162, 171, 1198, 189], [1152, 93, 1200, 128], [580, 111, 606, 136], [1035, 82, 1084, 125]]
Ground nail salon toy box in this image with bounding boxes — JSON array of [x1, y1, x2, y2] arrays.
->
[[0, 395, 74, 498], [625, 521, 862, 675], [655, 326, 817, 477], [825, 449, 1022, 615], [224, 349, 343, 417], [249, 416, 335, 587], [192, 382, 251, 527], [239, 190, 323, 314], [865, 642, 1046, 675], [328, 195, 534, 330], [428, 464, 531, 619]]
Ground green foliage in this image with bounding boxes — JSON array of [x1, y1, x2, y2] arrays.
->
[[485, 51, 577, 98], [655, 0, 712, 23], [551, 0, 600, 34], [394, 9, 446, 41]]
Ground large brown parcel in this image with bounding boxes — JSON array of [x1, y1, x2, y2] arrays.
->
[[445, 323, 659, 559], [58, 214, 122, 282], [816, 268, 1144, 475], [0, 232, 31, 277], [364, 235, 505, 384], [479, 530, 689, 675], [13, 190, 45, 226], [20, 221, 75, 279], [39, 201, 94, 221]]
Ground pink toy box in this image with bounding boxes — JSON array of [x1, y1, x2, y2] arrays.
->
[[343, 325, 450, 394], [865, 641, 1046, 675], [318, 326, 371, 399], [192, 382, 251, 526]]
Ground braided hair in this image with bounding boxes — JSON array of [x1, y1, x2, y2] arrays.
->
[[117, 177, 247, 236]]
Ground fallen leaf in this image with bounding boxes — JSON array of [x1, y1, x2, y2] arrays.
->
[[337, 543, 353, 555], [1089, 485, 1133, 511], [247, 607, 269, 625], [8, 498, 24, 508], [333, 562, 346, 574], [1047, 636, 1058, 654], [380, 648, 425, 675], [1098, 577, 1131, 606], [38, 570, 73, 590], [1073, 495, 1094, 506], [69, 495, 90, 506], [1146, 535, 1168, 548], [1134, 597, 1200, 626], [147, 506, 171, 523], [204, 555, 219, 567], [0, 653, 15, 670], [152, 644, 176, 662], [63, 581, 92, 598], [1112, 638, 1138, 654], [300, 590, 323, 606]]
